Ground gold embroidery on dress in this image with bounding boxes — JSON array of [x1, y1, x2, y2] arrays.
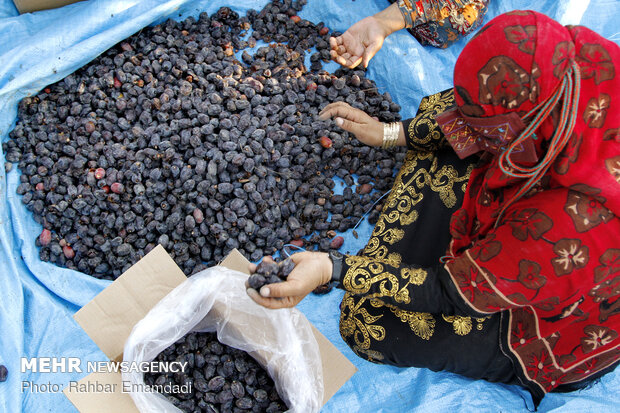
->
[[382, 228, 405, 244], [353, 345, 385, 362], [381, 151, 472, 223], [401, 267, 427, 285], [442, 315, 473, 336], [343, 256, 428, 305], [362, 220, 403, 267], [343, 153, 471, 303], [361, 150, 472, 267], [442, 315, 490, 335], [418, 90, 450, 111], [406, 155, 473, 209], [339, 293, 386, 351], [371, 152, 434, 233], [475, 317, 488, 331], [338, 89, 474, 348], [370, 299, 436, 340], [408, 118, 444, 149], [391, 308, 436, 340], [409, 89, 455, 151]]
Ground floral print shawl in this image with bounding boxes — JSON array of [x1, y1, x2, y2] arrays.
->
[[438, 11, 620, 395]]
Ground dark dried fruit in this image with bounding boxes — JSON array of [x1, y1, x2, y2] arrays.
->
[[248, 273, 266, 290], [290, 239, 304, 248], [144, 331, 286, 412], [84, 121, 96, 134], [110, 182, 124, 194], [319, 136, 332, 148], [94, 168, 106, 180], [39, 229, 51, 246], [330, 236, 344, 249], [248, 257, 296, 291], [192, 208, 204, 225], [208, 376, 225, 392], [63, 245, 75, 259], [278, 258, 295, 276], [0, 365, 7, 382], [312, 282, 334, 295], [5, 1, 403, 280], [357, 183, 373, 194]]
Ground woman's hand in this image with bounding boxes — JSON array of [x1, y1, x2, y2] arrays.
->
[[319, 102, 384, 146], [320, 102, 407, 147], [330, 3, 406, 69], [329, 16, 388, 69], [246, 252, 332, 309]]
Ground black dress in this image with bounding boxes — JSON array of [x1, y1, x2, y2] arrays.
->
[[332, 89, 619, 405], [334, 89, 518, 384]]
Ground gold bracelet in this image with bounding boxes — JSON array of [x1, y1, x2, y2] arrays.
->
[[382, 122, 400, 149]]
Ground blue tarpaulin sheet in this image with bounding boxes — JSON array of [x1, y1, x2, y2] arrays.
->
[[0, 1, 619, 412]]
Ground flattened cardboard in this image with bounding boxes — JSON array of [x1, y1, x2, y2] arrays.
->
[[73, 245, 186, 362], [13, 0, 82, 13], [65, 246, 357, 411], [219, 248, 251, 274], [64, 372, 138, 413], [311, 324, 354, 406]]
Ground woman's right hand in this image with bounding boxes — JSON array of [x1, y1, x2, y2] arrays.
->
[[319, 102, 384, 147], [329, 15, 388, 69], [329, 3, 407, 69], [245, 252, 332, 309]]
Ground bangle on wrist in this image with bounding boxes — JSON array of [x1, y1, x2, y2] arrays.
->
[[382, 122, 400, 149]]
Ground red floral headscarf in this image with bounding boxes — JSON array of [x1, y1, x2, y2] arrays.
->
[[437, 11, 620, 396]]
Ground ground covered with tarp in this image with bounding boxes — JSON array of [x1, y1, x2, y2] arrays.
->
[[0, 0, 618, 412]]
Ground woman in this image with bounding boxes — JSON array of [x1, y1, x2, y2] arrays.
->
[[247, 11, 619, 406], [330, 0, 489, 68]]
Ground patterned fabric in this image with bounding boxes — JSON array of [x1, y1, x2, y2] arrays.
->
[[339, 293, 514, 383], [337, 141, 515, 377], [436, 107, 538, 162], [390, 0, 489, 48], [437, 11, 620, 395], [404, 89, 454, 152], [334, 92, 524, 382]]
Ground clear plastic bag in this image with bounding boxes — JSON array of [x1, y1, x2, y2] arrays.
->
[[122, 266, 324, 412]]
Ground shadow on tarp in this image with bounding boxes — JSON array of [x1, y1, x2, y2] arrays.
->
[[0, 0, 618, 412]]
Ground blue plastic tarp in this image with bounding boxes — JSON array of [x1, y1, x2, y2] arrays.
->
[[0, 1, 619, 412]]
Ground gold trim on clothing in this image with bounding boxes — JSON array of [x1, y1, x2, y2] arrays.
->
[[407, 89, 455, 151], [338, 89, 478, 363], [360, 150, 472, 268], [343, 256, 423, 304], [339, 293, 387, 351]]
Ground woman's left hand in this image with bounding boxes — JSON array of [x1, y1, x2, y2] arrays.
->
[[246, 252, 332, 309]]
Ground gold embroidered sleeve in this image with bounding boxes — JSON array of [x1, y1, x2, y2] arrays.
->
[[338, 254, 483, 316], [402, 88, 455, 153]]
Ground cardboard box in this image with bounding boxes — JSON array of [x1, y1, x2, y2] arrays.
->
[[13, 0, 82, 13], [64, 245, 357, 412]]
